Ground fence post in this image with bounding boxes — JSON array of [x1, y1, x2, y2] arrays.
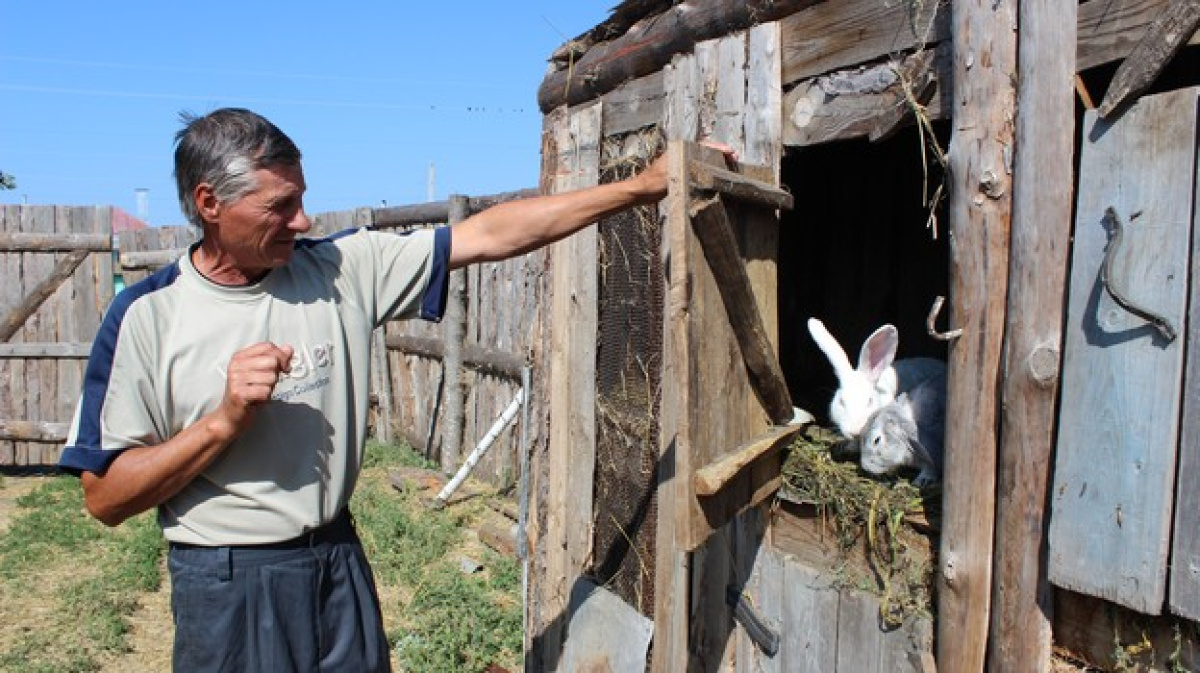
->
[[368, 210, 394, 445], [441, 195, 470, 473]]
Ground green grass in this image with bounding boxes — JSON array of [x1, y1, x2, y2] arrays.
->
[[0, 441, 522, 672], [392, 560, 523, 671], [0, 477, 163, 673], [355, 440, 523, 671]]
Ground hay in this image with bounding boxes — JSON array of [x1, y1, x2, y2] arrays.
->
[[780, 424, 941, 626]]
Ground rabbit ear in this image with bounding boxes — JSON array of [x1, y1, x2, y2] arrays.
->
[[808, 318, 854, 381], [859, 324, 899, 384]]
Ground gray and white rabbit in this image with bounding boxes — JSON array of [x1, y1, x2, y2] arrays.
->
[[859, 367, 947, 486], [807, 318, 945, 438]]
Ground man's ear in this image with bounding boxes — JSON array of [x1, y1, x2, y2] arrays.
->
[[194, 183, 220, 225]]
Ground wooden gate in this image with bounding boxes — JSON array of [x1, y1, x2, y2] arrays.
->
[[0, 206, 115, 466]]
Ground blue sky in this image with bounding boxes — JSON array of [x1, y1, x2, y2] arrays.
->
[[0, 2, 614, 226]]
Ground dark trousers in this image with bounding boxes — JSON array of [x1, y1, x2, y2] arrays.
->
[[167, 511, 391, 672]]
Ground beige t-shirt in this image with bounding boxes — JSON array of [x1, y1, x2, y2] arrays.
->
[[60, 226, 450, 545]]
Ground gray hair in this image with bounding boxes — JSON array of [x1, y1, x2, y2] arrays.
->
[[173, 108, 302, 229]]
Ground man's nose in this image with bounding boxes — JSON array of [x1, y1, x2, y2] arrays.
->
[[289, 208, 313, 234]]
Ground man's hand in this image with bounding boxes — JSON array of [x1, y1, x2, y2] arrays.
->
[[447, 140, 739, 268], [217, 342, 294, 435], [80, 340, 295, 526], [630, 141, 740, 203]]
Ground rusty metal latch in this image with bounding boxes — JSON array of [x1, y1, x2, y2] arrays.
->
[[1101, 206, 1178, 342]]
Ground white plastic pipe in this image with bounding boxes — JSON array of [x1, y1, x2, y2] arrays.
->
[[434, 386, 525, 507]]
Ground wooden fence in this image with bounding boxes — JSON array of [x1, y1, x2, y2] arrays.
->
[[0, 195, 542, 489], [0, 206, 114, 465]]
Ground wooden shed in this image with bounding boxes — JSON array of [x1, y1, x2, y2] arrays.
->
[[524, 0, 1200, 671]]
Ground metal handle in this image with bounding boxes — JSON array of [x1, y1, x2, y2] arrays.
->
[[1101, 206, 1178, 342]]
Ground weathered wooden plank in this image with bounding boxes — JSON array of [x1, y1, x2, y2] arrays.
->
[[1049, 88, 1197, 615], [1173, 96, 1200, 623], [938, 0, 1016, 667], [117, 226, 194, 285], [684, 39, 737, 673], [744, 22, 784, 171], [0, 250, 89, 344], [0, 342, 92, 359], [440, 197, 469, 472], [741, 30, 788, 622], [989, 0, 1076, 667], [881, 615, 935, 673], [539, 102, 602, 667], [60, 209, 97, 414], [702, 30, 787, 672], [652, 50, 700, 673], [1055, 588, 1200, 669], [0, 231, 111, 252], [50, 208, 84, 466], [780, 559, 838, 672], [27, 206, 56, 464], [693, 424, 802, 496], [384, 334, 524, 380], [1098, 0, 1200, 117], [836, 588, 885, 672], [370, 326, 393, 444], [372, 190, 536, 230], [537, 0, 818, 112], [688, 161, 794, 210], [783, 47, 951, 148], [0, 207, 18, 463], [522, 110, 560, 673], [0, 420, 69, 443], [742, 544, 783, 673], [730, 509, 769, 671], [1078, 0, 1200, 71], [779, 0, 948, 86], [687, 195, 793, 427], [601, 70, 666, 136], [779, 0, 1199, 149], [0, 417, 69, 443], [90, 206, 114, 320], [119, 248, 184, 270]]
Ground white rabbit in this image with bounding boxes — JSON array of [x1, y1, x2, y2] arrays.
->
[[859, 367, 947, 486], [807, 317, 945, 438]]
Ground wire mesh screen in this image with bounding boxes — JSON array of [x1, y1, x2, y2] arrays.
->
[[589, 136, 663, 617]]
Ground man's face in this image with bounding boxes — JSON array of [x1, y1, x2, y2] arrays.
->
[[209, 163, 311, 273]]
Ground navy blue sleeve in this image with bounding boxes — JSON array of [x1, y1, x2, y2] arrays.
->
[[59, 264, 179, 476], [419, 226, 452, 322]]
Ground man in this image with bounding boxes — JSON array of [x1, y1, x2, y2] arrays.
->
[[58, 108, 709, 671]]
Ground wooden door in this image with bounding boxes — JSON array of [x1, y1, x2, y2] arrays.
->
[[658, 139, 794, 671], [1049, 87, 1199, 615]]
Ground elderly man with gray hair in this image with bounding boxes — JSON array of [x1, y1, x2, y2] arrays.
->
[[59, 107, 705, 671]]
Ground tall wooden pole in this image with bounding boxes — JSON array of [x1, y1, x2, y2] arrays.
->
[[440, 195, 469, 472], [989, 0, 1076, 669], [938, 0, 1017, 668]]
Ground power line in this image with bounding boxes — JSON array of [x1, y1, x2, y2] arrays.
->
[[0, 84, 532, 114], [0, 54, 522, 90]]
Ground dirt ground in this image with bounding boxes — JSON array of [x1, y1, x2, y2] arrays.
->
[[0, 475, 174, 672], [0, 472, 513, 673], [0, 475, 43, 535], [100, 560, 174, 673], [0, 476, 1094, 672]]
